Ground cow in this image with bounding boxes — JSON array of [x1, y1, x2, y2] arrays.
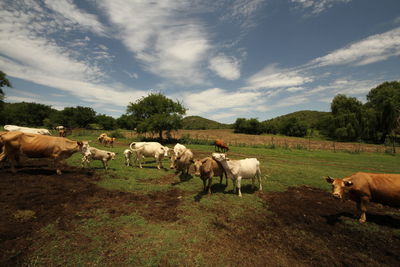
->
[[170, 148, 194, 175], [4, 125, 52, 135], [326, 172, 400, 223], [130, 142, 169, 169], [212, 153, 262, 197], [97, 133, 108, 145], [102, 136, 116, 148], [214, 139, 229, 152], [59, 129, 67, 137], [169, 143, 187, 169], [0, 131, 90, 175], [123, 149, 133, 166], [82, 146, 116, 170], [194, 157, 228, 194], [55, 126, 64, 131]]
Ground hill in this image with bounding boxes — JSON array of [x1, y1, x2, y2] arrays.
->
[[181, 116, 232, 130], [264, 110, 330, 128]]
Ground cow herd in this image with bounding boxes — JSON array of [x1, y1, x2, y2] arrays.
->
[[1, 125, 400, 223]]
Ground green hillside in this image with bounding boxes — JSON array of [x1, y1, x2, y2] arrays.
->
[[181, 116, 232, 130], [264, 110, 330, 128]]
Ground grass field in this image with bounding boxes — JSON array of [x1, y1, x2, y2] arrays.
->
[[1, 130, 400, 266]]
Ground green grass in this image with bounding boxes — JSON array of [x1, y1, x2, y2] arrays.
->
[[24, 131, 400, 266]]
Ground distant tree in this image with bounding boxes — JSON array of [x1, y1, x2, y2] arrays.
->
[[2, 102, 55, 126], [366, 81, 400, 143], [116, 114, 136, 130], [96, 114, 117, 130], [0, 71, 12, 124], [126, 93, 186, 140], [60, 106, 96, 128]]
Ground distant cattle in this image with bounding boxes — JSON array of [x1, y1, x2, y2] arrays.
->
[[326, 172, 400, 223], [82, 146, 116, 170], [97, 133, 108, 145], [194, 157, 227, 194], [102, 136, 116, 148], [59, 129, 67, 137], [212, 153, 262, 197], [0, 131, 90, 175], [214, 139, 229, 152], [4, 125, 51, 135], [55, 126, 64, 131], [130, 142, 169, 169]]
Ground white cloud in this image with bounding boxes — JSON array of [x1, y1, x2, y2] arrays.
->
[[99, 0, 211, 85], [287, 86, 305, 92], [209, 54, 241, 80], [183, 87, 263, 116], [221, 0, 267, 29], [291, 0, 351, 15], [311, 27, 400, 67], [44, 0, 107, 36], [244, 65, 313, 90]]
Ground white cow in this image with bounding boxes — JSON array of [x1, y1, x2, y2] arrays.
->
[[173, 143, 187, 158], [4, 125, 52, 135], [131, 142, 169, 169], [81, 146, 116, 170], [212, 153, 262, 197], [170, 148, 194, 175]]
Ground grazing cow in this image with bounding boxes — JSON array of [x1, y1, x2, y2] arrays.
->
[[123, 149, 133, 166], [0, 131, 90, 175], [194, 157, 228, 194], [169, 143, 187, 169], [131, 142, 169, 169], [212, 153, 262, 197], [97, 133, 108, 144], [326, 172, 400, 223], [102, 136, 116, 147], [4, 125, 52, 135], [214, 139, 229, 152], [170, 148, 194, 175], [55, 126, 64, 130], [59, 129, 67, 137], [82, 146, 116, 170]]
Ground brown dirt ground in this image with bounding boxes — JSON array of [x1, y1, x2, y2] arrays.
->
[[1, 160, 400, 266]]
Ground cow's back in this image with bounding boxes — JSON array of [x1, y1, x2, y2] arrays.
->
[[349, 172, 400, 207]]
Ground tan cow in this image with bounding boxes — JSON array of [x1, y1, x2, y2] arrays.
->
[[194, 157, 227, 194], [102, 136, 116, 148], [0, 131, 90, 175], [326, 172, 400, 223]]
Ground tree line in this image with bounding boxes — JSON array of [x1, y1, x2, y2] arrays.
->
[[234, 81, 400, 144]]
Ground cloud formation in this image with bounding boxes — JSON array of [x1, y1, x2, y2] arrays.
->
[[209, 54, 241, 80]]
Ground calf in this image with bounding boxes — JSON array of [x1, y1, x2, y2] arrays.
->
[[123, 149, 133, 166], [82, 146, 116, 170], [212, 153, 262, 197], [194, 157, 227, 194], [102, 136, 116, 147], [326, 172, 400, 223]]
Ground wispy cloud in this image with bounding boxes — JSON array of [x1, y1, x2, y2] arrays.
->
[[291, 0, 352, 15], [221, 0, 267, 29]]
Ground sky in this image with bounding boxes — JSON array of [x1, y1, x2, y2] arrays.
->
[[1, 0, 399, 124]]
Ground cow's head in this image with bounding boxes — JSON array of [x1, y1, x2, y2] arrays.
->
[[161, 146, 169, 157], [326, 176, 353, 200], [78, 141, 91, 156], [212, 153, 226, 162], [108, 152, 116, 160]]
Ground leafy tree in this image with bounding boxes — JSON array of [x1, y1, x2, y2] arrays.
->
[[2, 102, 55, 126], [116, 114, 137, 130], [60, 106, 96, 128], [126, 93, 186, 140], [280, 117, 308, 137], [96, 114, 117, 130], [366, 81, 400, 143], [0, 71, 12, 123]]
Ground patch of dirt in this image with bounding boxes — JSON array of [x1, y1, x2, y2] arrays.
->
[[0, 159, 183, 266], [1, 160, 400, 266]]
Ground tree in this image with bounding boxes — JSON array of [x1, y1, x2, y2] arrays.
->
[[60, 106, 97, 128], [0, 71, 12, 123], [366, 81, 400, 143], [126, 93, 186, 140], [96, 114, 117, 130], [2, 102, 55, 126]]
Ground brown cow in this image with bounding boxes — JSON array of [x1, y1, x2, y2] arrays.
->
[[194, 157, 228, 194], [0, 131, 90, 175], [214, 139, 229, 152], [326, 172, 400, 223], [102, 136, 116, 148]]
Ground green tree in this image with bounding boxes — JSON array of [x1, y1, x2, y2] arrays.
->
[[60, 106, 96, 128], [366, 81, 400, 143], [2, 102, 55, 126], [0, 71, 12, 124], [126, 93, 186, 140], [116, 114, 137, 130], [96, 114, 117, 130]]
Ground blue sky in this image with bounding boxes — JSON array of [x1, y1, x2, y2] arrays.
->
[[1, 0, 399, 123]]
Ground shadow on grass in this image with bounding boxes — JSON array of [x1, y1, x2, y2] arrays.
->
[[194, 183, 229, 202]]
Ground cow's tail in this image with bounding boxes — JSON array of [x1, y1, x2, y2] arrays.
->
[[129, 142, 136, 151]]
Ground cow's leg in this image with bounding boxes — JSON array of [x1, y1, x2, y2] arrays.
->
[[54, 159, 62, 175], [358, 197, 369, 223], [207, 177, 213, 195], [237, 177, 242, 197], [202, 178, 207, 192], [257, 169, 262, 191], [232, 178, 237, 194], [102, 160, 108, 170]]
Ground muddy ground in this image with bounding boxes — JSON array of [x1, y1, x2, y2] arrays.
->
[[1, 160, 400, 266]]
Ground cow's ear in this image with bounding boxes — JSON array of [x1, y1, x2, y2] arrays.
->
[[344, 181, 353, 187], [190, 159, 195, 164], [77, 141, 83, 146], [325, 176, 334, 184]]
